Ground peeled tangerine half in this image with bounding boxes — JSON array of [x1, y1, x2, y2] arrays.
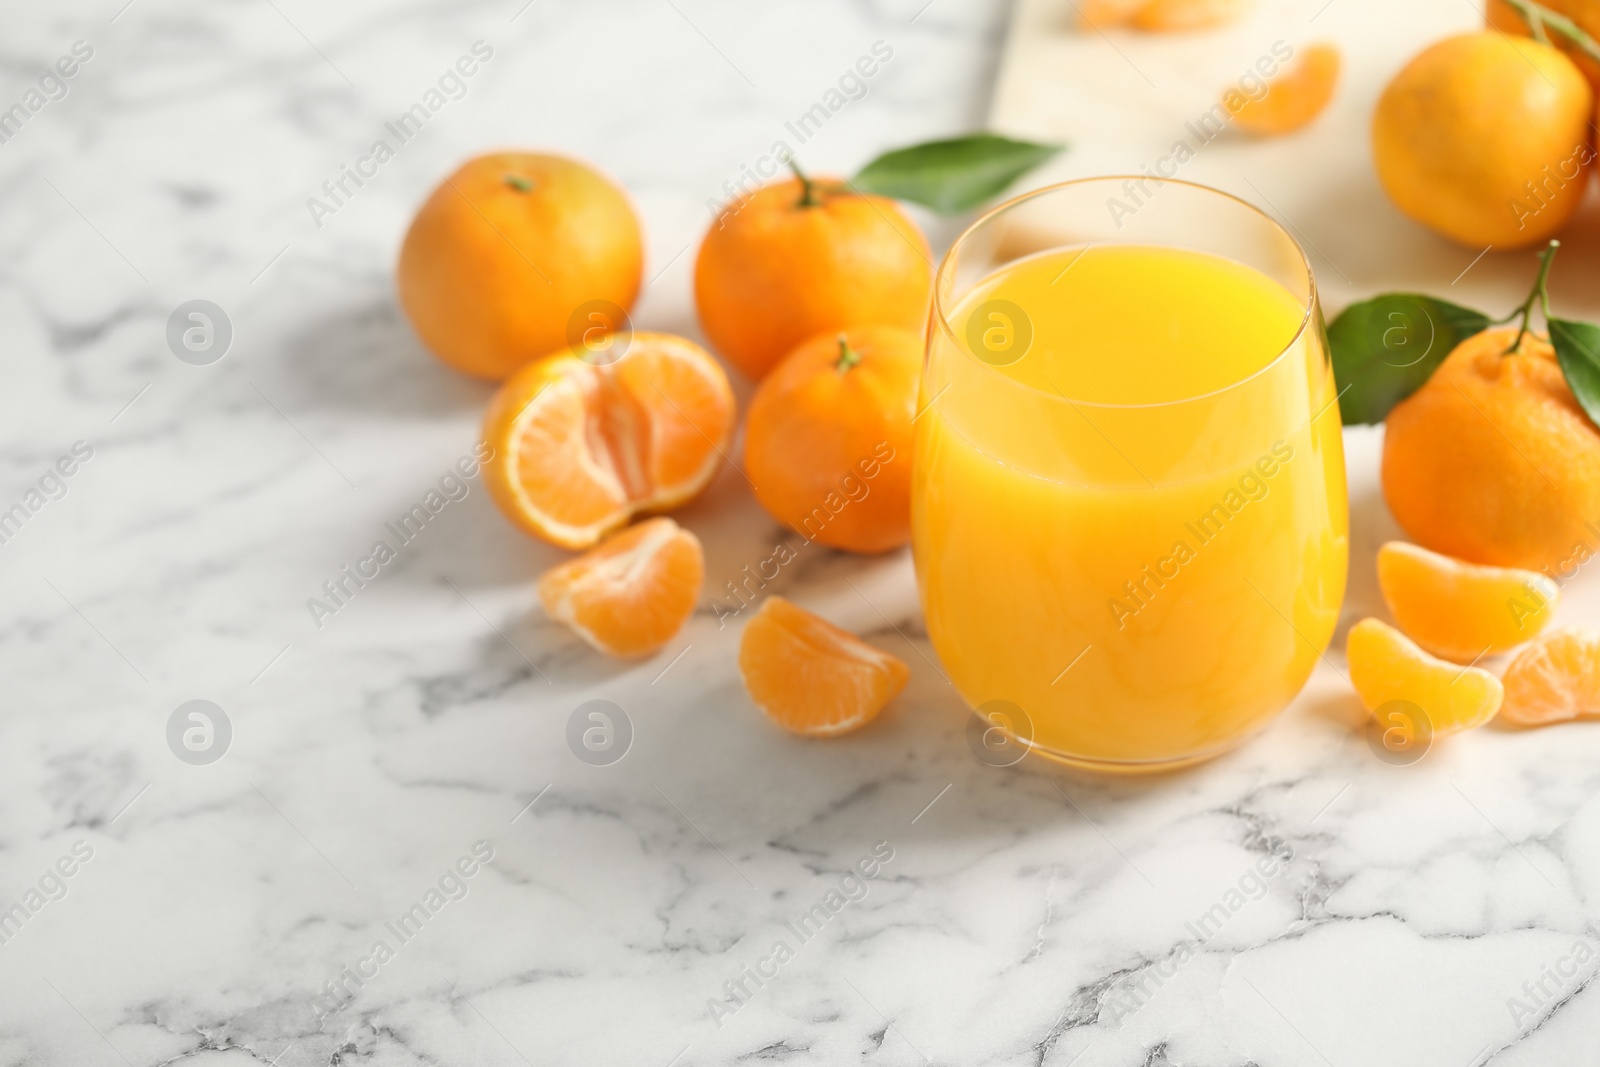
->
[[1501, 630, 1600, 727], [482, 332, 735, 550], [738, 597, 909, 737], [1377, 541, 1559, 663], [1228, 43, 1341, 136], [538, 517, 704, 658], [1347, 618, 1504, 735]]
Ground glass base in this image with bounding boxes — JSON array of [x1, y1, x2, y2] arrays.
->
[[976, 708, 1269, 775]]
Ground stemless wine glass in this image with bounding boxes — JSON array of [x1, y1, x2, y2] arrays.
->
[[913, 178, 1348, 772]]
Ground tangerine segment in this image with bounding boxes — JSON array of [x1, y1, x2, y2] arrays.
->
[[1346, 618, 1503, 734], [1228, 43, 1341, 135], [1376, 541, 1559, 662], [1501, 629, 1600, 727], [1134, 0, 1252, 31], [538, 518, 704, 658], [482, 332, 735, 550], [739, 596, 910, 737]]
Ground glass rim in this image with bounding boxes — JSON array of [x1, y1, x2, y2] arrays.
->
[[931, 175, 1319, 411]]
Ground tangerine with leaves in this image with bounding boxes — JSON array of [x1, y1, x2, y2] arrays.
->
[[744, 326, 920, 554], [481, 332, 735, 550], [399, 152, 644, 380], [1382, 323, 1600, 572], [695, 165, 931, 381], [1330, 243, 1600, 572]]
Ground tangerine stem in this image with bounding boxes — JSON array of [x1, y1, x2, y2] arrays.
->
[[1522, 0, 1552, 45], [1505, 239, 1561, 354], [834, 334, 862, 373], [1502, 0, 1600, 62], [788, 159, 821, 208]]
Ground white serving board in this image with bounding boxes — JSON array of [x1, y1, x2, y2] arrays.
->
[[989, 0, 1600, 319]]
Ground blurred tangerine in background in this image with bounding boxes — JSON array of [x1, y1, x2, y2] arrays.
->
[[1076, 0, 1254, 30], [1371, 32, 1594, 248], [399, 152, 644, 380]]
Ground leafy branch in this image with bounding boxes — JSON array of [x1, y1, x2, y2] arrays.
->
[[1326, 240, 1600, 429], [1499, 238, 1559, 353], [1500, 0, 1600, 64]]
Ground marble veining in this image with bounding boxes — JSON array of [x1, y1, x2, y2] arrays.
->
[[4, 1, 1600, 1065]]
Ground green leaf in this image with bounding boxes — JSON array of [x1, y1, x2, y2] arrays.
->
[[1326, 294, 1491, 424], [1549, 317, 1600, 429], [852, 134, 1065, 215]]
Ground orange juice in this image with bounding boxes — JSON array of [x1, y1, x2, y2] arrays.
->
[[913, 244, 1347, 768]]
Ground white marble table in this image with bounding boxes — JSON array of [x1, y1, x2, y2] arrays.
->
[[5, 2, 1600, 1065]]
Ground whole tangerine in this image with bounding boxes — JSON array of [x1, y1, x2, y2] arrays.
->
[[398, 152, 643, 381], [1381, 325, 1600, 572], [743, 325, 921, 554], [1371, 32, 1594, 249], [695, 168, 931, 381]]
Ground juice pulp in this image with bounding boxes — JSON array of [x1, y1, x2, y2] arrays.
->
[[913, 244, 1347, 767]]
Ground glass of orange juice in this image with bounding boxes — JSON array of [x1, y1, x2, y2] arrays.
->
[[914, 178, 1347, 772]]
